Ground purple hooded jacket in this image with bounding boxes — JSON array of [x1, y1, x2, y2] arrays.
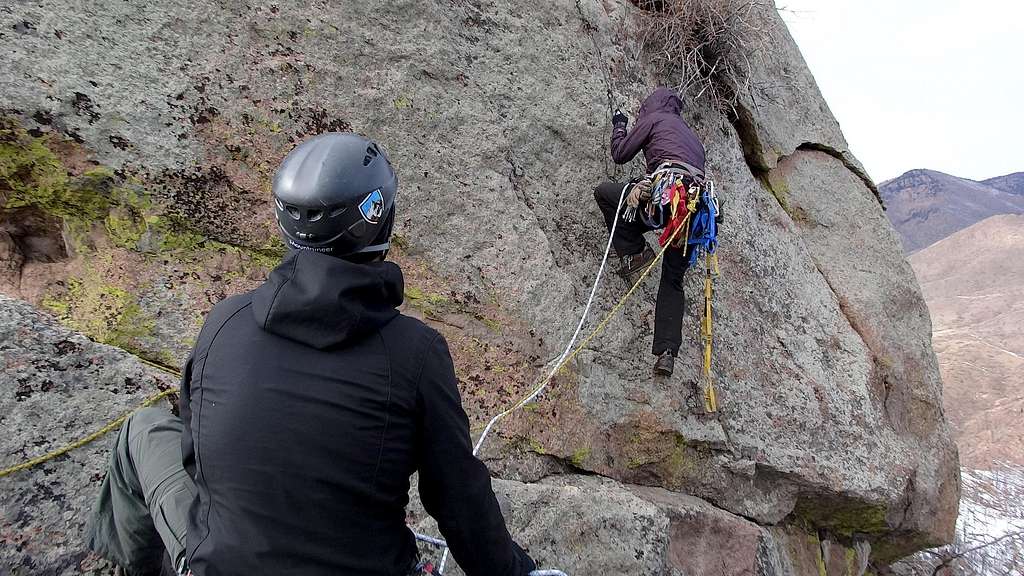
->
[[611, 87, 706, 174]]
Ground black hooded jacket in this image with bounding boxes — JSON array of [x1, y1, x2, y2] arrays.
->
[[179, 250, 535, 576]]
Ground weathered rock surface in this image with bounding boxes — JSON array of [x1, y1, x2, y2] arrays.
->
[[409, 474, 872, 576], [0, 294, 176, 574], [1, 0, 959, 572]]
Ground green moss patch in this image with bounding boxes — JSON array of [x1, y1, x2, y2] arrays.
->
[[103, 187, 154, 249], [526, 437, 547, 455], [42, 270, 155, 356], [1, 119, 117, 247], [2, 115, 283, 270], [477, 315, 502, 332], [390, 233, 409, 251], [570, 447, 590, 467], [246, 237, 286, 270], [1, 118, 108, 222], [405, 285, 451, 317], [762, 169, 791, 212], [792, 498, 890, 538]]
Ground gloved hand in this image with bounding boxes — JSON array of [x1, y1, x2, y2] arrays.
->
[[626, 179, 652, 208], [612, 109, 628, 127]]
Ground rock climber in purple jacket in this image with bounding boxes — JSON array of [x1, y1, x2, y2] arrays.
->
[[593, 87, 707, 376]]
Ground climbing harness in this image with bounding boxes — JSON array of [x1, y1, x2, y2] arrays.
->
[[637, 162, 700, 242], [611, 162, 723, 413]]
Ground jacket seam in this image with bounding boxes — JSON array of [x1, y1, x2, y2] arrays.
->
[[370, 329, 392, 490], [413, 332, 442, 403], [262, 253, 299, 330], [187, 301, 252, 565]]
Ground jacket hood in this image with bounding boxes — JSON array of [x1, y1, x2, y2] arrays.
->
[[251, 250, 403, 349], [639, 87, 683, 117]]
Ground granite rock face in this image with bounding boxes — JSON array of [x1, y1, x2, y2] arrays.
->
[[409, 475, 870, 576], [0, 295, 176, 575], [1, 0, 958, 573]]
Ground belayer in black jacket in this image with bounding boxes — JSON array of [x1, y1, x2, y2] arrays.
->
[[86, 133, 537, 576]]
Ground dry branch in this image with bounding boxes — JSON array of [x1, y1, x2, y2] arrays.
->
[[630, 0, 777, 110]]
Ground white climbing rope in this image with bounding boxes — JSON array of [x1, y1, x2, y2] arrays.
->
[[470, 181, 631, 457], [435, 182, 632, 575]]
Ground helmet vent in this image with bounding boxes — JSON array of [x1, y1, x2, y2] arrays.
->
[[362, 145, 379, 166], [308, 209, 323, 222], [285, 205, 301, 220], [329, 206, 347, 218]]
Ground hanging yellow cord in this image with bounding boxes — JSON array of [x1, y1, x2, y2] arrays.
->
[[701, 251, 720, 413]]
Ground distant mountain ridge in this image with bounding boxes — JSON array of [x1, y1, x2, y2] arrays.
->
[[880, 169, 1024, 253], [983, 171, 1024, 196]]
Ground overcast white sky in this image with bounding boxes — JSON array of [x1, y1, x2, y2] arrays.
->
[[779, 1, 1024, 183]]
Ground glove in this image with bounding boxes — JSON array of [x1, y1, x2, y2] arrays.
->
[[612, 109, 628, 127], [626, 186, 641, 208], [626, 179, 652, 208]]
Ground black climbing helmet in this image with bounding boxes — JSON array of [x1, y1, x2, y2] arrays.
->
[[272, 132, 398, 259]]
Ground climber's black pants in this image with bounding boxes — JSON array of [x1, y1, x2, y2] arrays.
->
[[594, 181, 690, 357], [86, 407, 192, 575]]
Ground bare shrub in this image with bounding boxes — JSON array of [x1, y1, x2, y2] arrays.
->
[[630, 0, 777, 109], [884, 463, 1024, 576]]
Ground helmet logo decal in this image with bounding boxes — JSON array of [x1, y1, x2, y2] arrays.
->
[[359, 189, 385, 224]]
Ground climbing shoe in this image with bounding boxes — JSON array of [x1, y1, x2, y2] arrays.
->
[[618, 246, 655, 279], [653, 352, 675, 376]]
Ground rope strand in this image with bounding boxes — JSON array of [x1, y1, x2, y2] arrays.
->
[[0, 388, 176, 478]]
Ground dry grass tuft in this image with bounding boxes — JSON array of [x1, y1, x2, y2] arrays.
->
[[630, 0, 778, 109]]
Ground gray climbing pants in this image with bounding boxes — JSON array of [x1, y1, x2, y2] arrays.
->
[[85, 407, 194, 575]]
